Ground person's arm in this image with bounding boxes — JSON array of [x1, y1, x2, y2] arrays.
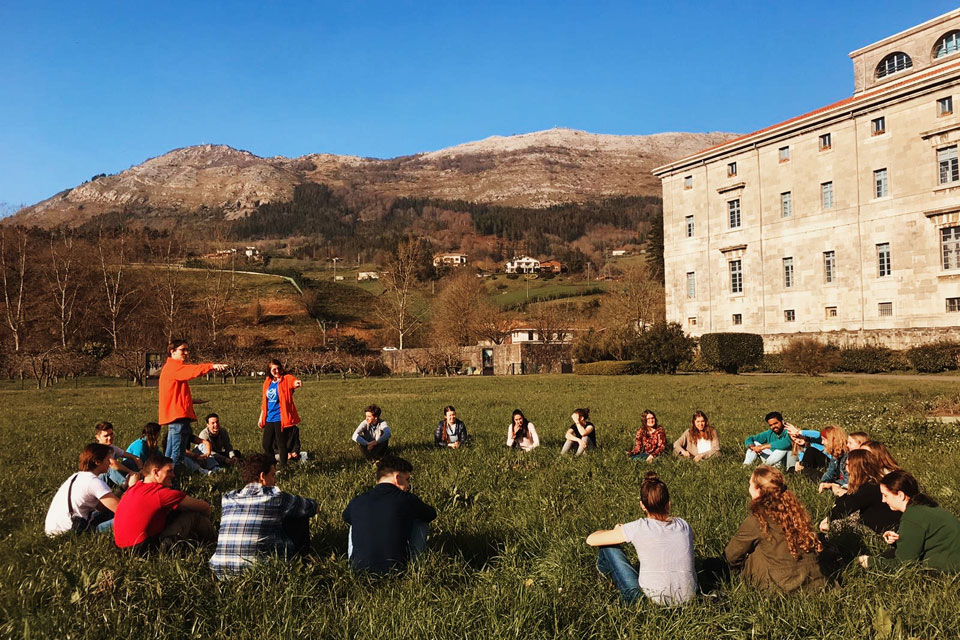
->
[[458, 421, 468, 445], [97, 493, 120, 513], [506, 425, 515, 447], [282, 492, 318, 519], [119, 451, 141, 467], [177, 495, 211, 515], [409, 494, 437, 523], [565, 428, 580, 443], [376, 424, 391, 444], [870, 510, 926, 569], [830, 485, 873, 521], [586, 523, 627, 547], [649, 427, 666, 456], [171, 361, 216, 381], [434, 421, 445, 448], [744, 432, 758, 449], [725, 515, 761, 569], [629, 430, 644, 455], [673, 431, 688, 456], [353, 423, 370, 446], [580, 424, 594, 439], [820, 457, 840, 484], [528, 423, 539, 448]]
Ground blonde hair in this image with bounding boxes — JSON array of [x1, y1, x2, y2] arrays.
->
[[819, 425, 848, 458]]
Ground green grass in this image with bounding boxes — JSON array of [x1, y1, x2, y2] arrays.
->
[[4, 374, 960, 638]]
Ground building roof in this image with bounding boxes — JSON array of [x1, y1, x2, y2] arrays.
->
[[654, 56, 960, 176]]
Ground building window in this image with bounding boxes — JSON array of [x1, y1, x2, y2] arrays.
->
[[878, 302, 893, 317], [823, 250, 836, 283], [781, 191, 792, 218], [819, 133, 832, 151], [732, 313, 742, 326], [729, 260, 742, 294], [783, 257, 794, 288], [727, 162, 737, 177], [939, 145, 959, 184], [876, 52, 912, 79], [683, 175, 693, 189], [779, 146, 791, 163], [784, 309, 796, 322], [728, 199, 741, 229], [686, 272, 696, 299], [942, 226, 960, 270], [935, 31, 960, 59], [877, 242, 891, 277], [938, 96, 954, 117], [874, 168, 888, 198], [871, 116, 886, 135], [685, 215, 694, 238], [527, 331, 534, 341], [948, 297, 960, 313], [821, 181, 834, 209], [825, 306, 838, 318], [688, 317, 697, 327]]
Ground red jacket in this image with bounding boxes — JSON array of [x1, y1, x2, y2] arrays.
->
[[158, 358, 214, 425], [259, 374, 301, 429]]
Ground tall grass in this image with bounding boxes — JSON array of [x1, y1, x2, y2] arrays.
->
[[2, 374, 959, 638]]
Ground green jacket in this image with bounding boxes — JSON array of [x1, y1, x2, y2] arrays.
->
[[874, 504, 960, 572], [743, 428, 792, 451], [725, 514, 826, 593]]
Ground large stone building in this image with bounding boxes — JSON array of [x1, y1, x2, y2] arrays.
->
[[654, 10, 960, 349]]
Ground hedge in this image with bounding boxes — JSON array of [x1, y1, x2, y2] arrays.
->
[[699, 333, 763, 374], [575, 360, 644, 375], [906, 342, 960, 373], [837, 346, 897, 373]]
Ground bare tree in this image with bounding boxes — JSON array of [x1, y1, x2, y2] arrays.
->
[[375, 239, 425, 350], [44, 231, 88, 348], [602, 261, 665, 333], [101, 347, 149, 386], [474, 305, 514, 345], [149, 237, 186, 345], [430, 270, 487, 347], [201, 253, 236, 346], [98, 231, 141, 350], [0, 227, 29, 351]]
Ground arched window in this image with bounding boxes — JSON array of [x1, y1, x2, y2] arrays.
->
[[935, 31, 960, 59], [876, 51, 913, 79]]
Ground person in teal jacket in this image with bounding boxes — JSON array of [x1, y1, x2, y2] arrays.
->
[[742, 412, 793, 468], [859, 470, 960, 573]]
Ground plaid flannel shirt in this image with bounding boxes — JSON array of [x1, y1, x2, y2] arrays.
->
[[209, 483, 317, 578], [629, 425, 666, 457]]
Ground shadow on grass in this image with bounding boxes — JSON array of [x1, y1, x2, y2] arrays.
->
[[432, 530, 505, 570]]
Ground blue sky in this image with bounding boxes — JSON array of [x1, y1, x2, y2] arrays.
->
[[1, 1, 956, 207]]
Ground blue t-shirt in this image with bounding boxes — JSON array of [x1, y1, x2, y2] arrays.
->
[[266, 381, 281, 423], [126, 438, 160, 460]]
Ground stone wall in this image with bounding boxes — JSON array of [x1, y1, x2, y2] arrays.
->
[[381, 343, 572, 375], [763, 327, 960, 352]]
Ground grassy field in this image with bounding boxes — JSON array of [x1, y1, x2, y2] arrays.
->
[[4, 374, 960, 638]]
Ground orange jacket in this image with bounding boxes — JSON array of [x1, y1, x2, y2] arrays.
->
[[259, 374, 301, 429], [158, 358, 214, 425]]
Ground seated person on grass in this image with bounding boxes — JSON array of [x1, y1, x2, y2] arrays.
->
[[95, 421, 141, 488], [561, 408, 596, 456], [673, 410, 720, 462], [434, 405, 469, 449], [742, 412, 792, 468], [196, 413, 241, 468], [784, 423, 828, 477], [113, 455, 217, 552], [506, 409, 540, 452], [342, 456, 436, 574], [127, 422, 163, 463], [209, 454, 318, 578], [818, 428, 869, 496], [352, 404, 391, 460], [627, 410, 667, 463], [45, 443, 120, 536], [819, 448, 901, 536], [586, 471, 697, 605]]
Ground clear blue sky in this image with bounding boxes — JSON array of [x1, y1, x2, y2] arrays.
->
[[1, 1, 956, 208]]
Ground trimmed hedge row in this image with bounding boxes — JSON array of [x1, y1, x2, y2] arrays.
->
[[699, 333, 764, 374], [575, 360, 645, 375]]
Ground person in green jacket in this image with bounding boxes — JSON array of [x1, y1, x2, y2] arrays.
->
[[858, 470, 960, 573], [742, 412, 793, 468]]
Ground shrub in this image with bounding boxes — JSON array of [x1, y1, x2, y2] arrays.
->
[[760, 353, 785, 373], [677, 353, 713, 373], [575, 360, 644, 375], [699, 333, 763, 374], [572, 328, 607, 364], [780, 338, 840, 376], [906, 342, 960, 373], [632, 322, 697, 374], [837, 345, 895, 373]]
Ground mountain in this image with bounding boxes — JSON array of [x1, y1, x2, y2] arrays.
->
[[9, 128, 737, 228]]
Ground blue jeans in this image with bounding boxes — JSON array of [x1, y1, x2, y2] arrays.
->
[[743, 448, 788, 467], [89, 509, 114, 534], [596, 546, 643, 604], [164, 421, 192, 466]]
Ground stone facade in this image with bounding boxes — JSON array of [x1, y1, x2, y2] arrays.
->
[[654, 9, 960, 350]]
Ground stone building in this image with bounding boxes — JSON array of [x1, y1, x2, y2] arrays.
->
[[653, 9, 960, 349]]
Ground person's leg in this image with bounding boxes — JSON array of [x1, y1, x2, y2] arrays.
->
[[160, 510, 217, 545], [164, 421, 186, 466], [358, 443, 372, 460], [596, 546, 642, 604], [286, 426, 301, 459], [107, 467, 128, 486], [561, 441, 573, 455], [409, 521, 429, 562], [575, 440, 589, 456], [282, 515, 312, 556], [348, 526, 354, 558], [89, 509, 114, 534], [742, 449, 759, 465], [370, 442, 388, 460], [262, 423, 277, 461], [786, 451, 799, 471], [696, 557, 730, 594], [765, 449, 788, 467]]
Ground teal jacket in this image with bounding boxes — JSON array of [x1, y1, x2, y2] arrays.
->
[[743, 428, 792, 451]]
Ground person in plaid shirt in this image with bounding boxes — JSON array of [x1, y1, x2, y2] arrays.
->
[[209, 454, 317, 578], [627, 410, 667, 463]]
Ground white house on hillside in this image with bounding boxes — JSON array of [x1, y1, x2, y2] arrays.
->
[[505, 255, 540, 273], [433, 253, 468, 267]]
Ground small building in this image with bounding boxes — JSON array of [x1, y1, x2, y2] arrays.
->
[[505, 255, 540, 274], [506, 325, 576, 344], [357, 271, 380, 281], [610, 249, 628, 257], [244, 246, 260, 258], [433, 253, 469, 267], [539, 259, 565, 273]]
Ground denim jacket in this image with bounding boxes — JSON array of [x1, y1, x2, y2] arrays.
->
[[820, 451, 848, 486]]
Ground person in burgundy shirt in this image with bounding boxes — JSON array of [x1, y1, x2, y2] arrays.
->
[[113, 455, 216, 552]]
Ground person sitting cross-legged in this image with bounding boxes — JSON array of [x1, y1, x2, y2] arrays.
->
[[113, 455, 217, 553], [742, 412, 792, 468], [209, 454, 318, 578], [95, 421, 141, 488], [352, 404, 392, 461], [342, 456, 436, 574], [196, 413, 241, 468], [44, 443, 121, 536]]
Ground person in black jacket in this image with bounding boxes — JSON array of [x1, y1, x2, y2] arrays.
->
[[434, 405, 469, 449], [343, 456, 437, 573], [819, 448, 900, 535]]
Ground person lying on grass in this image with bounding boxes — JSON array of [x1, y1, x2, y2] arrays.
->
[[561, 408, 595, 456], [94, 421, 141, 489], [819, 448, 901, 536], [586, 471, 697, 605], [742, 412, 792, 468], [506, 409, 539, 451], [672, 410, 720, 462], [342, 455, 436, 574], [858, 470, 960, 573], [434, 405, 469, 449], [353, 404, 391, 461], [209, 453, 317, 578], [627, 409, 666, 463], [725, 465, 826, 593], [113, 455, 216, 553], [45, 443, 120, 536]]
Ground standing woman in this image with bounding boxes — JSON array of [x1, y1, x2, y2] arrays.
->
[[506, 409, 539, 452], [628, 410, 667, 463], [258, 359, 302, 468], [673, 410, 720, 462], [561, 408, 595, 456], [859, 471, 960, 572], [725, 466, 825, 593], [434, 405, 469, 449]]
